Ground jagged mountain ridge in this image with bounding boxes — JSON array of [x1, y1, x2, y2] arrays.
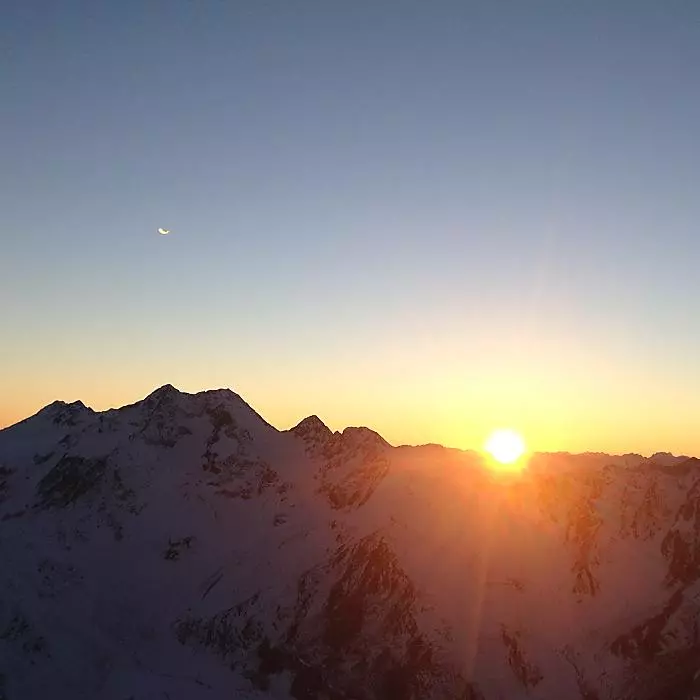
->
[[1, 384, 700, 700]]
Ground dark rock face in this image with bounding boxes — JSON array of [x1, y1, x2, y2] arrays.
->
[[35, 456, 107, 509], [323, 534, 418, 649], [611, 589, 685, 662], [566, 495, 602, 598], [164, 536, 195, 561], [0, 612, 49, 661], [175, 593, 265, 661], [625, 480, 668, 541], [317, 431, 391, 511], [661, 479, 700, 586], [501, 626, 543, 690], [212, 457, 285, 501], [0, 465, 13, 504]]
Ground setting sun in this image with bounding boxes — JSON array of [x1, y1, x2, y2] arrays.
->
[[484, 428, 527, 466]]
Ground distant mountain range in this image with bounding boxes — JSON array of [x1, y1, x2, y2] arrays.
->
[[1, 384, 700, 700]]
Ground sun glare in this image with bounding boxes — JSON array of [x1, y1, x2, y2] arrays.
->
[[484, 429, 527, 468]]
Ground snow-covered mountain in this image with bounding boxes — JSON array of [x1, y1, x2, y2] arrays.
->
[[1, 385, 699, 700]]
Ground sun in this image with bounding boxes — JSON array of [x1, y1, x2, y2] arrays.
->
[[484, 429, 527, 468]]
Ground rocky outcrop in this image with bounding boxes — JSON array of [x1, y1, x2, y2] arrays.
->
[[501, 625, 543, 690], [35, 455, 107, 509], [317, 429, 391, 511], [661, 478, 700, 586], [291, 415, 334, 454]]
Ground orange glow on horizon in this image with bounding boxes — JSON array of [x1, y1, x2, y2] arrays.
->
[[1, 366, 699, 459]]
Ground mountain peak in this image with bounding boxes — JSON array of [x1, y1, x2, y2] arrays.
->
[[293, 414, 328, 431], [199, 387, 239, 402], [649, 452, 685, 466], [290, 416, 334, 452], [341, 426, 390, 448], [145, 384, 181, 399], [139, 384, 186, 411], [32, 398, 93, 427]]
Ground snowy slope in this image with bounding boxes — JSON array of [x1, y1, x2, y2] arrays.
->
[[1, 385, 700, 700]]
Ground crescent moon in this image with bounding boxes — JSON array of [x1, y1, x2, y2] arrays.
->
[[158, 228, 171, 235]]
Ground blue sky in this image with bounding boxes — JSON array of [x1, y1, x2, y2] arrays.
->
[[3, 1, 700, 454]]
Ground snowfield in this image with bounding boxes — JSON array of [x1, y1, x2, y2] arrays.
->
[[1, 384, 700, 699]]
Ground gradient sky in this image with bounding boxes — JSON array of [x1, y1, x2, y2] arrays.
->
[[3, 1, 700, 455]]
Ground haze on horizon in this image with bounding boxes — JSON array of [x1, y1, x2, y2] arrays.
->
[[3, 1, 700, 457]]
